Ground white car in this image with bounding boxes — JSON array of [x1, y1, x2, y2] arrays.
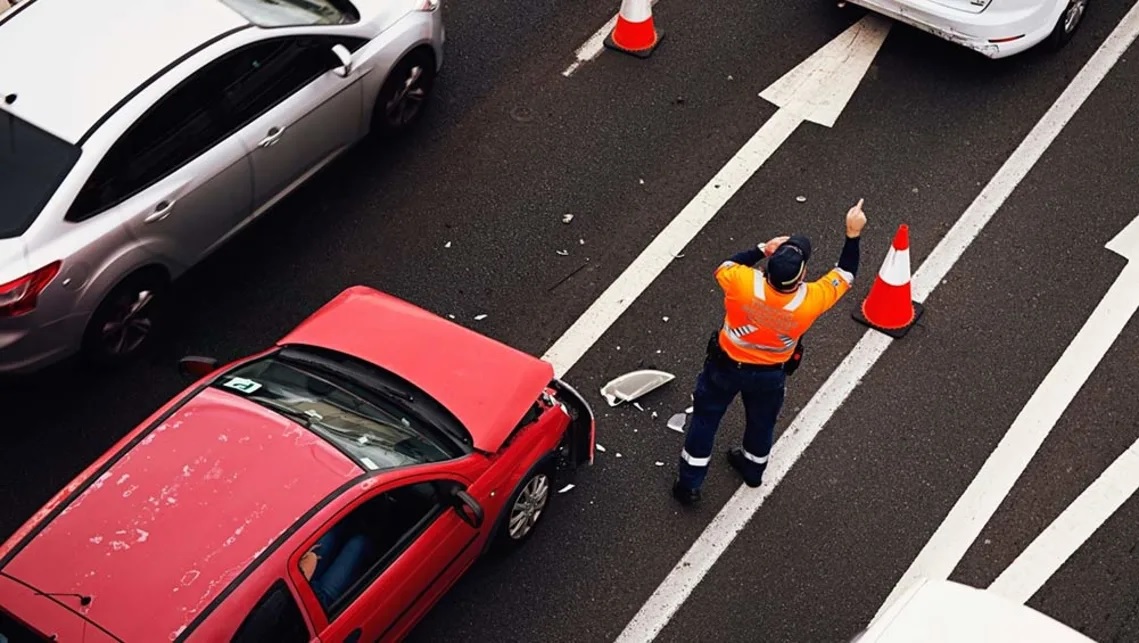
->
[[852, 578, 1096, 642], [843, 0, 1089, 58]]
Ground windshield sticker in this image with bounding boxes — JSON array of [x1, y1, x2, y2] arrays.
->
[[223, 377, 262, 394], [360, 457, 378, 470]]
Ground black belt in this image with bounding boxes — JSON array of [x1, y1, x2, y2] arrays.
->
[[706, 332, 785, 371]]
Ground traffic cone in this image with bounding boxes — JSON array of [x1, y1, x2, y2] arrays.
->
[[604, 0, 663, 58], [852, 223, 924, 338]]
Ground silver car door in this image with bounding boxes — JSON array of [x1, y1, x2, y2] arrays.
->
[[223, 36, 363, 219], [66, 73, 254, 274]]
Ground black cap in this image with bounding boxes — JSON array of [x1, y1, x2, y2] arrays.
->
[[766, 235, 812, 291]]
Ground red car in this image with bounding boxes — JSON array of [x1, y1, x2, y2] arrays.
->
[[0, 286, 595, 642]]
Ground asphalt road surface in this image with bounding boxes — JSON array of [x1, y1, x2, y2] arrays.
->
[[3, 0, 1139, 641]]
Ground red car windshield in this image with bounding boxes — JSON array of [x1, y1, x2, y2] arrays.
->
[[211, 354, 459, 472]]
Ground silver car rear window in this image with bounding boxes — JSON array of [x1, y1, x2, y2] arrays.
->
[[0, 108, 81, 239], [218, 0, 358, 27]]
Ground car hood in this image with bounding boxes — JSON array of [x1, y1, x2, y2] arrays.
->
[[277, 286, 555, 453], [0, 238, 28, 284]]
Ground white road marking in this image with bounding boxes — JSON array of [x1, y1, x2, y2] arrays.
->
[[561, 0, 662, 77], [544, 15, 893, 378], [988, 440, 1139, 605], [876, 2, 1139, 615], [614, 3, 1139, 640], [973, 214, 1139, 605]]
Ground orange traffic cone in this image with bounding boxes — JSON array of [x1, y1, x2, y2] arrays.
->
[[604, 0, 663, 58], [852, 223, 924, 338]]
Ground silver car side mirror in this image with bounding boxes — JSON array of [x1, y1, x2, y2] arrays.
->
[[331, 44, 353, 77]]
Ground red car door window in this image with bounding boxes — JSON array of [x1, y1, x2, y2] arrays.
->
[[230, 579, 312, 642], [291, 478, 485, 641]]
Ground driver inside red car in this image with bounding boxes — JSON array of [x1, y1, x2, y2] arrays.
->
[[299, 524, 375, 612]]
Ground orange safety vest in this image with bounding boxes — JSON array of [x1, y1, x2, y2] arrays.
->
[[714, 259, 853, 365]]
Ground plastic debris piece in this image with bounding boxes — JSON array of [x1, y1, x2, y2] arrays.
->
[[599, 369, 676, 406], [474, 314, 488, 321], [638, 178, 645, 185], [596, 444, 607, 452], [633, 402, 645, 412], [651, 411, 658, 419], [556, 249, 569, 256], [654, 461, 664, 467], [795, 195, 807, 203], [662, 316, 669, 322], [667, 413, 687, 433], [580, 238, 585, 245], [444, 241, 452, 248], [685, 406, 694, 414], [558, 484, 575, 494], [447, 314, 456, 319], [562, 213, 574, 223], [615, 453, 623, 458], [728, 74, 734, 80]]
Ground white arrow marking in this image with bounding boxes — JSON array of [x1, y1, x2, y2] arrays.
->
[[543, 15, 892, 377], [983, 213, 1139, 606], [876, 117, 1139, 619], [616, 1, 1139, 639]]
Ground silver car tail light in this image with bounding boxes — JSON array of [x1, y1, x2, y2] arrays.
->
[[0, 260, 61, 318]]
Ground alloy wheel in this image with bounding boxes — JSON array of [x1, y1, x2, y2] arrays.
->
[[99, 289, 155, 356], [1064, 0, 1087, 33], [508, 473, 550, 540], [384, 65, 428, 128]]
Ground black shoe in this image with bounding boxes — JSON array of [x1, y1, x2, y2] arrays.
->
[[672, 479, 701, 505], [727, 448, 764, 488]]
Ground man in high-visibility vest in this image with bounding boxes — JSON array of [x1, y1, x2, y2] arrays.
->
[[672, 199, 868, 505]]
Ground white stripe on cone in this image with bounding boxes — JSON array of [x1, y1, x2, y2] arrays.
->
[[620, 0, 652, 23], [877, 246, 911, 287]]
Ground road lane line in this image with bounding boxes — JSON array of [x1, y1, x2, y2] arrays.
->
[[544, 16, 892, 378], [876, 6, 1139, 615], [988, 437, 1139, 605], [615, 4, 1139, 640], [561, 0, 661, 77], [981, 216, 1139, 606]]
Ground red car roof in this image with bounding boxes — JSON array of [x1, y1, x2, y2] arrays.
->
[[1, 388, 362, 642], [277, 286, 555, 453]]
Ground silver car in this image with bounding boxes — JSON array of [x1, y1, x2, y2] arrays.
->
[[0, 0, 444, 375]]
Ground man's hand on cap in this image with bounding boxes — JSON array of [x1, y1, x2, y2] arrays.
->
[[762, 235, 790, 256], [846, 198, 867, 238]]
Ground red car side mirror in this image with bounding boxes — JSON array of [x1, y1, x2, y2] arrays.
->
[[178, 356, 220, 379]]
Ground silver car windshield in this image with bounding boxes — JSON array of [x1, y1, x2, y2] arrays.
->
[[217, 0, 355, 26], [0, 109, 80, 239]]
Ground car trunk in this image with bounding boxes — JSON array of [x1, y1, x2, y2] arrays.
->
[[926, 0, 992, 14], [0, 238, 28, 285]]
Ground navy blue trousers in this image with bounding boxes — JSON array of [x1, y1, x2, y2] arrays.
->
[[677, 353, 786, 490]]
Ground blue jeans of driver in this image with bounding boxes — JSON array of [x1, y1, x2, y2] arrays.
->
[[310, 525, 374, 611], [677, 354, 786, 490]]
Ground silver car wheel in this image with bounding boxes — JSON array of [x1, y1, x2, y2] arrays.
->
[[1064, 0, 1087, 33], [508, 473, 550, 540], [384, 65, 427, 127], [100, 289, 155, 356]]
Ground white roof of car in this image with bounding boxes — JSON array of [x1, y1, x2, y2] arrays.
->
[[0, 0, 250, 145], [859, 579, 1095, 643]]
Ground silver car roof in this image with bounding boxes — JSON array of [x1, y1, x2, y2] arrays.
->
[[0, 0, 251, 146]]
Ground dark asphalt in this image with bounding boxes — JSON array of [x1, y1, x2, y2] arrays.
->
[[2, 0, 1137, 641]]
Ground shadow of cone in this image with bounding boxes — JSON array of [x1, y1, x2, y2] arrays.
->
[[604, 0, 664, 58], [852, 223, 924, 338]]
